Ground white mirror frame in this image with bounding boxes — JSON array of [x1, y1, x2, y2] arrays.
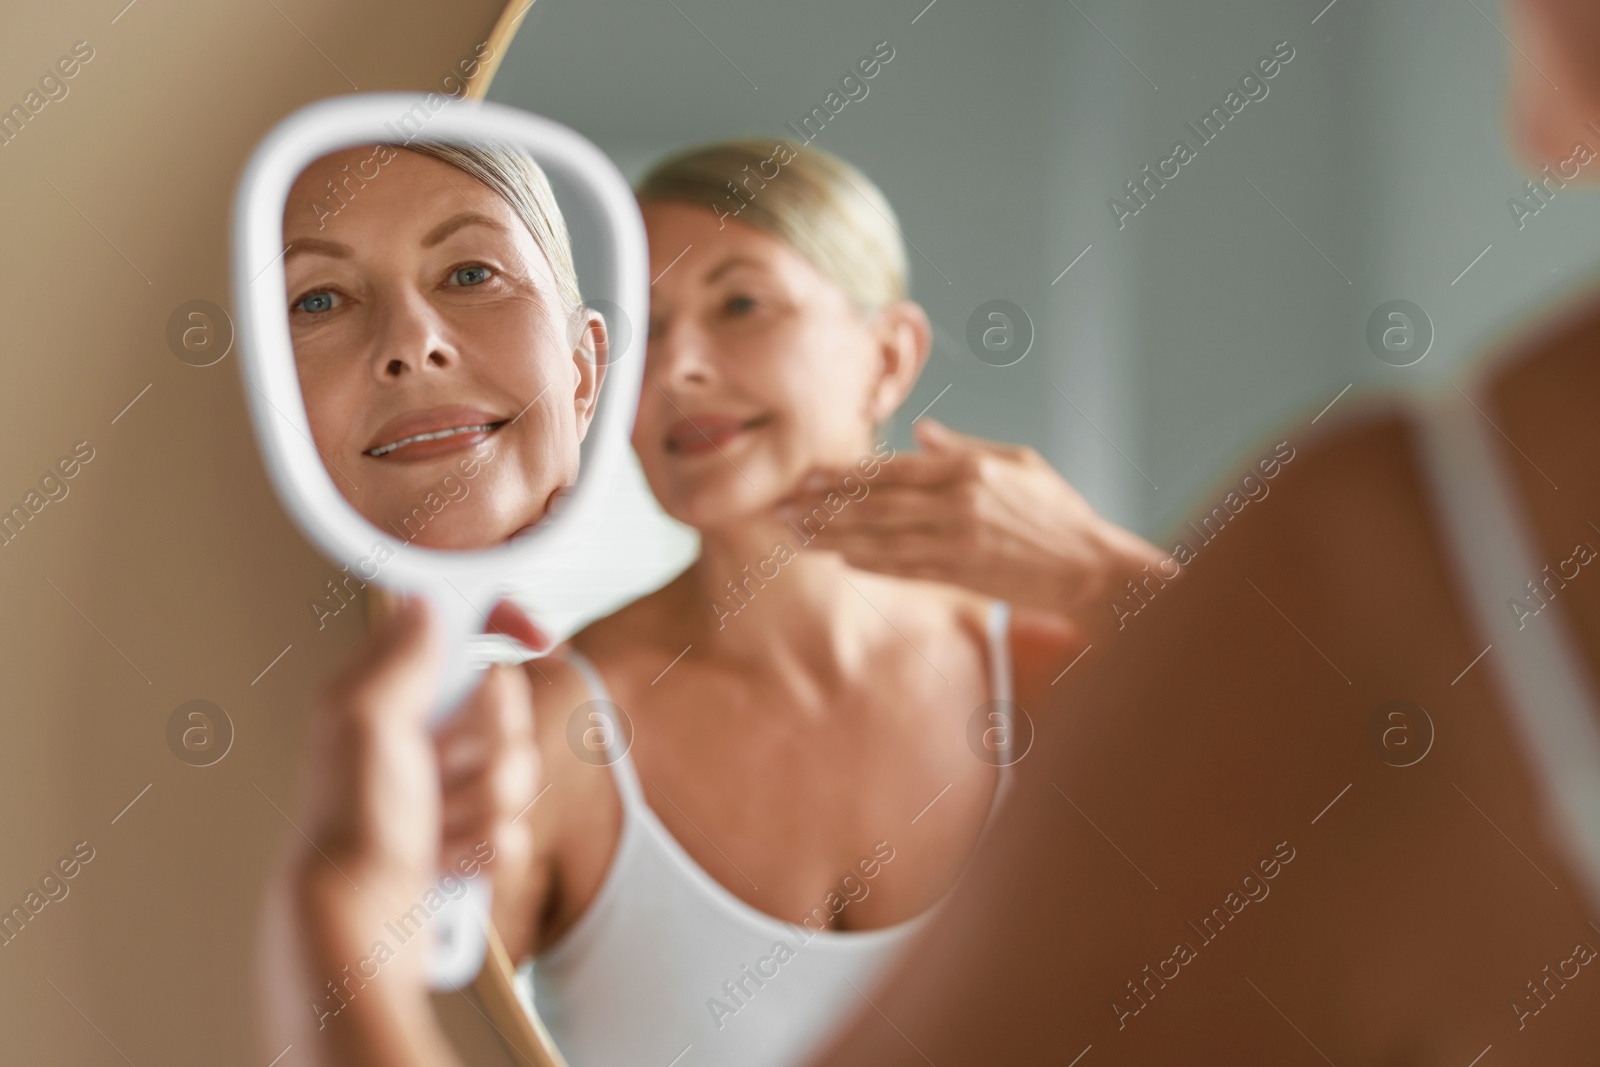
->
[[233, 92, 646, 688], [231, 92, 648, 990]]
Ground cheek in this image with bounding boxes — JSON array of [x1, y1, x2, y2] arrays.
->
[[524, 402, 581, 484], [524, 324, 588, 425], [773, 324, 879, 449], [298, 360, 372, 457]]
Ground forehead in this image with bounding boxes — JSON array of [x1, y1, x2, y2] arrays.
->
[[280, 146, 566, 296], [640, 200, 810, 284], [282, 145, 519, 242]]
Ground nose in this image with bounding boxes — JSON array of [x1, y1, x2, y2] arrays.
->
[[370, 287, 459, 381], [649, 313, 715, 392]]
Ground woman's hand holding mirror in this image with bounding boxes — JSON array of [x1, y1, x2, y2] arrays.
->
[[235, 94, 648, 990], [262, 595, 544, 1067]]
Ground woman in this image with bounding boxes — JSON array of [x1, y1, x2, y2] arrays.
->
[[280, 140, 607, 549], [260, 3, 1600, 1062], [258, 140, 1162, 1067], [499, 140, 1161, 1066]]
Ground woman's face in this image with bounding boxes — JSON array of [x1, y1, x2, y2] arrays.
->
[[633, 201, 927, 531], [282, 146, 603, 551]]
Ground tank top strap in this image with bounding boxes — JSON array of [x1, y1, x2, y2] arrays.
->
[[561, 646, 649, 812], [985, 598, 1014, 705], [984, 599, 1018, 805]]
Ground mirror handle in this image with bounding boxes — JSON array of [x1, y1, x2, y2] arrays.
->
[[424, 583, 494, 989]]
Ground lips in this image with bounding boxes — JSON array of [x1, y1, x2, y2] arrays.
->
[[363, 405, 508, 462], [665, 413, 770, 456]]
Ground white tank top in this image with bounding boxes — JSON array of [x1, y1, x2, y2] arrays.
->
[[514, 599, 1015, 1067]]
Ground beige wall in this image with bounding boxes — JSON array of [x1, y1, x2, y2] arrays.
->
[[0, 2, 522, 1061]]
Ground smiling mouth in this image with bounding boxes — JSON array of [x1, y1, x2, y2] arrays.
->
[[364, 421, 507, 458], [666, 414, 771, 455]]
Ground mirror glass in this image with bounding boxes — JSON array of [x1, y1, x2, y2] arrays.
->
[[279, 136, 612, 552]]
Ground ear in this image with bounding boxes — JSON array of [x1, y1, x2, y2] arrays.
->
[[864, 299, 932, 425], [568, 306, 609, 441]]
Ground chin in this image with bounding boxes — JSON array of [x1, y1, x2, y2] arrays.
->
[[662, 479, 779, 533]]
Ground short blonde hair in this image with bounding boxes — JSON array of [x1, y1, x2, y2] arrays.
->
[[402, 140, 583, 315], [636, 138, 908, 312]]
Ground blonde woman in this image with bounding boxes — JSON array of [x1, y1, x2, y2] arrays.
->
[[261, 139, 1161, 1067], [488, 139, 1162, 1067]]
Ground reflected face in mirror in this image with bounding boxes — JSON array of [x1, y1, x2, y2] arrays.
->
[[633, 200, 927, 532], [282, 144, 607, 551]]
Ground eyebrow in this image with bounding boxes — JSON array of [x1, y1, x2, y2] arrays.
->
[[283, 237, 351, 262], [422, 212, 508, 247], [704, 256, 766, 283], [282, 212, 508, 263]]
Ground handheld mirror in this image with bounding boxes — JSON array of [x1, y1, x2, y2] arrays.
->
[[231, 93, 646, 989]]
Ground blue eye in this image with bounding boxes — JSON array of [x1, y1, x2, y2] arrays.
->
[[725, 295, 756, 315], [296, 290, 339, 314], [451, 265, 492, 286]]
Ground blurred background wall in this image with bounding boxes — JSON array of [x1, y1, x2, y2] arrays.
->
[[492, 0, 1600, 630], [0, 1, 518, 1063]]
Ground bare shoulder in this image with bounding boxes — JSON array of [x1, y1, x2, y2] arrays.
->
[[566, 581, 699, 687], [520, 651, 594, 740], [915, 580, 1084, 707], [887, 580, 1013, 677], [516, 649, 619, 837], [516, 646, 625, 949]]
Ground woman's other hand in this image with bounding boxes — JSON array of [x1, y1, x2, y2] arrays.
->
[[780, 418, 1166, 635]]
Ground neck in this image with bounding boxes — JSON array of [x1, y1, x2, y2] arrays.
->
[[671, 513, 895, 679]]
